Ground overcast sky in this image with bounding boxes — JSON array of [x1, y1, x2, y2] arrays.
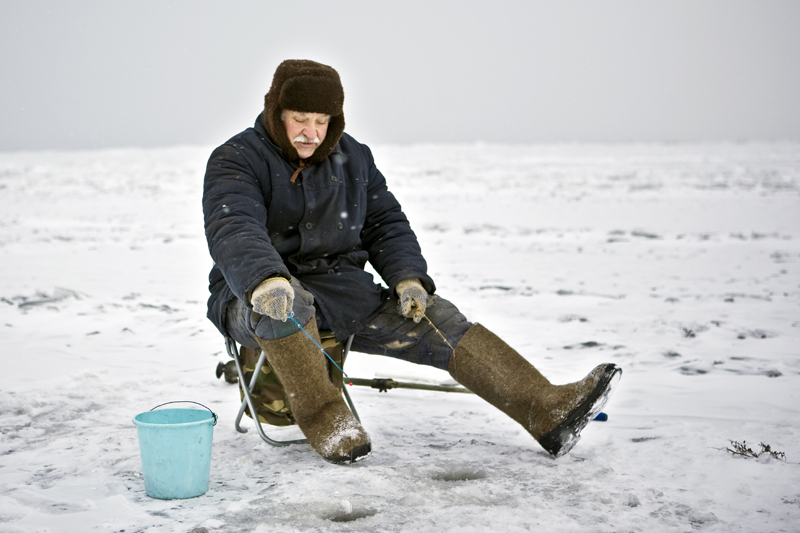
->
[[1, 0, 799, 151]]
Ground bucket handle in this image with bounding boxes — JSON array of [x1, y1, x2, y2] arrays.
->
[[149, 401, 218, 426]]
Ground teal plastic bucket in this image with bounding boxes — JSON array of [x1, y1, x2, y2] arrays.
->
[[133, 402, 217, 500]]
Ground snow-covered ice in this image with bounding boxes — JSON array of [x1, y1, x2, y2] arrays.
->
[[0, 142, 798, 532]]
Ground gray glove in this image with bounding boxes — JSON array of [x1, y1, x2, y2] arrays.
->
[[251, 277, 294, 321], [396, 278, 428, 323]]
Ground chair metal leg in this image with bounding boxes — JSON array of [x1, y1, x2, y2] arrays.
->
[[340, 334, 360, 422], [342, 386, 360, 422], [232, 347, 262, 433]]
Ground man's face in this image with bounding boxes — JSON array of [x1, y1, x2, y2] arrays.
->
[[282, 110, 330, 159]]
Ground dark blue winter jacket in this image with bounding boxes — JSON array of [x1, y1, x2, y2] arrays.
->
[[203, 114, 435, 342]]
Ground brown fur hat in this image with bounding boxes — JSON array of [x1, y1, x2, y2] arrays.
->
[[263, 59, 345, 164]]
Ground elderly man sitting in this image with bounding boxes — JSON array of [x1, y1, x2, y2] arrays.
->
[[203, 59, 621, 464]]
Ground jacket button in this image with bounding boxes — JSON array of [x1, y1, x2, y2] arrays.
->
[[305, 222, 314, 230], [337, 222, 344, 230], [330, 175, 338, 182]]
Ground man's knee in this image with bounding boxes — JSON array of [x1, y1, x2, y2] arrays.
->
[[422, 295, 472, 345], [224, 277, 316, 344], [352, 294, 472, 370]]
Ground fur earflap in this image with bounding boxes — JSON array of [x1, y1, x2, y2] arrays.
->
[[263, 59, 345, 164]]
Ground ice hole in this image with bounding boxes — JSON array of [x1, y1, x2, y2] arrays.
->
[[327, 508, 377, 522], [431, 466, 487, 482]]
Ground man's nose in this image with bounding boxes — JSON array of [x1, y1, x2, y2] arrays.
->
[[302, 125, 318, 140]]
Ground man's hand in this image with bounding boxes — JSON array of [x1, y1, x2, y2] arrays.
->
[[396, 278, 428, 323], [251, 277, 294, 321]]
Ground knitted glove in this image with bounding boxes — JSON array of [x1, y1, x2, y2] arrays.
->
[[396, 278, 428, 323], [251, 277, 294, 322]]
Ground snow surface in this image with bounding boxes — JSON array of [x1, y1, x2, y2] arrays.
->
[[1, 142, 799, 532]]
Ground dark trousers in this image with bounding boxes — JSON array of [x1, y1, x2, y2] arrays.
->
[[224, 278, 471, 371]]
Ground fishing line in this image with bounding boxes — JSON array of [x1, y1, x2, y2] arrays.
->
[[287, 314, 348, 377]]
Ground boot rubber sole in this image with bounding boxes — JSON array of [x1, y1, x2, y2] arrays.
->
[[324, 442, 372, 465], [538, 363, 622, 458]]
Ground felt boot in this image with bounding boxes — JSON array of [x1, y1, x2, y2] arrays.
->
[[449, 323, 621, 457], [255, 320, 371, 464]]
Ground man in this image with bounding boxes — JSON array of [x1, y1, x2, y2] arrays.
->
[[203, 59, 621, 465]]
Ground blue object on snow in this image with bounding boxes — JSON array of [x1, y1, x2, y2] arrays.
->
[[593, 412, 608, 422], [133, 403, 217, 499]]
